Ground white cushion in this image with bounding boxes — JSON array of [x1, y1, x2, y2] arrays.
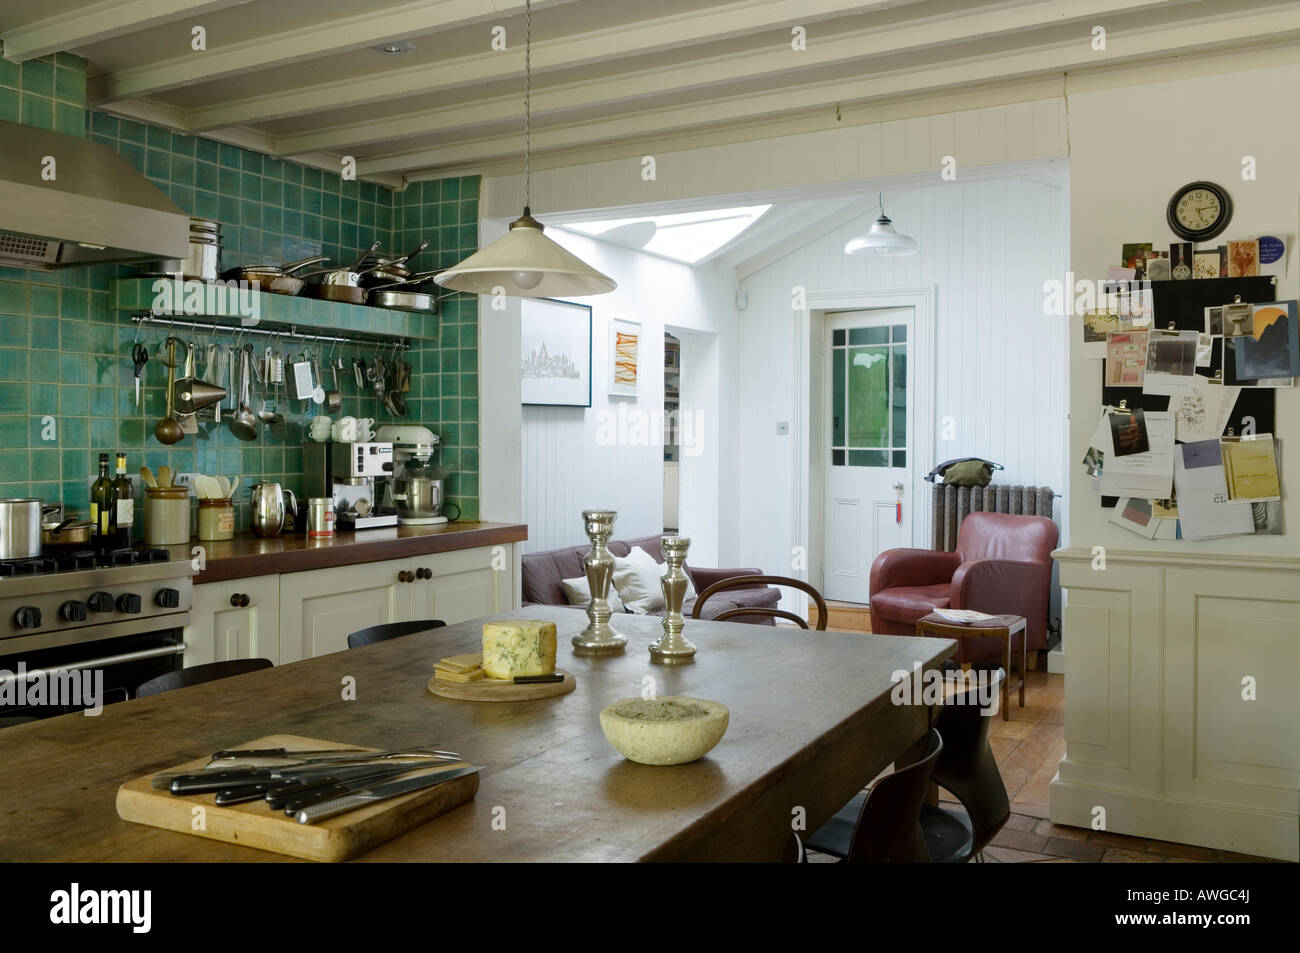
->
[[561, 575, 626, 613], [610, 545, 696, 614]]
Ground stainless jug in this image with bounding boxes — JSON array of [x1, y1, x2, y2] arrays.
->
[[249, 482, 297, 538]]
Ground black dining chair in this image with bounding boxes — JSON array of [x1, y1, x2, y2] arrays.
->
[[346, 619, 446, 649], [920, 668, 1011, 863], [806, 729, 943, 862], [135, 658, 273, 698], [691, 575, 829, 629]]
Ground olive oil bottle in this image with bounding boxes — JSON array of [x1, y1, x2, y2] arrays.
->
[[89, 453, 113, 553], [112, 452, 134, 549]]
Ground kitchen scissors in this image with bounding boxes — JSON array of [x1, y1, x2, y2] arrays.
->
[[131, 342, 149, 407]]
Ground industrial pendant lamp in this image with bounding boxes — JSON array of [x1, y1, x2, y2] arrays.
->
[[843, 192, 918, 257], [434, 0, 616, 297]]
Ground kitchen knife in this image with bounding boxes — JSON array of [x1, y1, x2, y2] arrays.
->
[[168, 757, 457, 795], [281, 763, 475, 816], [264, 761, 438, 810], [297, 765, 482, 824], [210, 746, 367, 761]]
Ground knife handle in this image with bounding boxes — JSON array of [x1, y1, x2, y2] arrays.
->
[[214, 782, 286, 806], [281, 780, 357, 816], [514, 673, 564, 684], [170, 770, 275, 794], [210, 748, 289, 760]]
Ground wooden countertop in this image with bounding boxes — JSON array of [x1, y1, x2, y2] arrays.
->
[[166, 522, 528, 583], [0, 607, 955, 862]]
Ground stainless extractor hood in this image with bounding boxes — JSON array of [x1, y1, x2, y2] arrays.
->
[[0, 118, 189, 269]]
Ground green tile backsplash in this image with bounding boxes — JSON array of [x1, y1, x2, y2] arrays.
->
[[0, 47, 481, 528]]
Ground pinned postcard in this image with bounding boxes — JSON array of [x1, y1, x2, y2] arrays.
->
[[1193, 250, 1221, 279], [1100, 410, 1174, 500], [1142, 329, 1200, 395], [1109, 406, 1150, 456], [1171, 375, 1239, 443], [1108, 497, 1161, 538], [1220, 434, 1282, 502], [1118, 287, 1154, 327], [1172, 439, 1254, 540], [1233, 301, 1299, 382], [1169, 243, 1193, 280], [1146, 253, 1171, 281], [1106, 331, 1148, 387], [1196, 333, 1214, 367], [1257, 235, 1288, 278], [1227, 239, 1260, 277], [1080, 310, 1120, 359]]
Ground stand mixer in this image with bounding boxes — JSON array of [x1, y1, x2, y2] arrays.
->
[[377, 425, 448, 525]]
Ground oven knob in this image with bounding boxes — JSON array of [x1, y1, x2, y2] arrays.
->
[[13, 606, 41, 629], [59, 601, 87, 622], [88, 591, 115, 613], [155, 588, 181, 609], [116, 593, 142, 614]]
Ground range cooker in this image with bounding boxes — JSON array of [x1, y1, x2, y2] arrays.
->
[[0, 547, 194, 722]]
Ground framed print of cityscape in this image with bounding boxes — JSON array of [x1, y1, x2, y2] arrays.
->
[[521, 298, 593, 407]]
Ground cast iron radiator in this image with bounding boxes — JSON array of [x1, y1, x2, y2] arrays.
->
[[931, 484, 1056, 552]]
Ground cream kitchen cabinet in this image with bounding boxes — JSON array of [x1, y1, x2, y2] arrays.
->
[[403, 547, 507, 627], [277, 556, 408, 663], [183, 575, 281, 667], [187, 541, 520, 666]]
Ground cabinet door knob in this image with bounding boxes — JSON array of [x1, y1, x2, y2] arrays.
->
[[417, 567, 431, 580], [230, 593, 250, 607], [398, 570, 412, 583]]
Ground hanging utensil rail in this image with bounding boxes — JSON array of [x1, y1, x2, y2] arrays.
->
[[129, 313, 411, 351]]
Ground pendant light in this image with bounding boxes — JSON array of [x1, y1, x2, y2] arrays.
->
[[843, 192, 918, 257], [434, 0, 616, 297]]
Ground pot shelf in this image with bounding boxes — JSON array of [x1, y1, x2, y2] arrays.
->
[[109, 278, 438, 341]]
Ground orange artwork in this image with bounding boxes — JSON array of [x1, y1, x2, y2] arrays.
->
[[614, 330, 638, 386], [1227, 240, 1259, 277]]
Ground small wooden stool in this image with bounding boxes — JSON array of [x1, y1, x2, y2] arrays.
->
[[916, 612, 1027, 720]]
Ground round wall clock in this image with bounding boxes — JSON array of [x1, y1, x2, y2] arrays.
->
[[1167, 181, 1232, 242]]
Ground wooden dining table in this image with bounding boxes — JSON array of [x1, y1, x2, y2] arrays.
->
[[0, 606, 955, 862]]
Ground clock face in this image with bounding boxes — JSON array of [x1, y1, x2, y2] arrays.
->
[[1167, 181, 1232, 242], [1175, 188, 1220, 230]]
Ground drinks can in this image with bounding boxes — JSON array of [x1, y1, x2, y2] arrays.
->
[[308, 497, 335, 538]]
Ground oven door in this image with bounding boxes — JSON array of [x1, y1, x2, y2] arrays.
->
[[0, 630, 184, 723]]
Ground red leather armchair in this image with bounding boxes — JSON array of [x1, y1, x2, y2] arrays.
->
[[869, 512, 1058, 662]]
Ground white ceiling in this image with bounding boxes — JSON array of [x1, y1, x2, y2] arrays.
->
[[3, 0, 1300, 187]]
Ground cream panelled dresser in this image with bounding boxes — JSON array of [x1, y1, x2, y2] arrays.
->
[[1051, 547, 1299, 861]]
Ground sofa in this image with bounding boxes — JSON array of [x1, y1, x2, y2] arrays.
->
[[868, 512, 1058, 662], [522, 535, 781, 624]]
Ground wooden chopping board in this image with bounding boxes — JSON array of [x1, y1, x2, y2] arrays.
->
[[115, 734, 478, 862], [428, 668, 576, 702]]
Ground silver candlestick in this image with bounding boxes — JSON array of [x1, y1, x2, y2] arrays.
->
[[649, 535, 697, 664], [572, 509, 627, 656]]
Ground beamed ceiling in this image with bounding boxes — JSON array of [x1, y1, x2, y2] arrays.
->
[[3, 0, 1300, 187]]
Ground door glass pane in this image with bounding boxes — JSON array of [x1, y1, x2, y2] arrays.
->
[[892, 324, 907, 343], [849, 450, 889, 467], [891, 346, 907, 447], [892, 450, 907, 468], [847, 346, 889, 447], [831, 347, 845, 447], [832, 328, 845, 346], [832, 449, 845, 466], [849, 326, 888, 346]]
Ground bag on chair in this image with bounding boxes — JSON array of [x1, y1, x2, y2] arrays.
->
[[925, 457, 1004, 487]]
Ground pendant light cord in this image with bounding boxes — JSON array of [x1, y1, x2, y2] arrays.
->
[[523, 0, 531, 211]]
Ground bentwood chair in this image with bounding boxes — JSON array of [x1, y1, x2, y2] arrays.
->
[[135, 658, 273, 698], [920, 668, 1011, 862], [692, 575, 829, 629], [346, 619, 446, 649], [806, 729, 943, 862]]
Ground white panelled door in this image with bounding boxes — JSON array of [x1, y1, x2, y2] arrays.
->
[[823, 309, 914, 603]]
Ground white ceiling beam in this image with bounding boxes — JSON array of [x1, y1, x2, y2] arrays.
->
[[360, 4, 1300, 176], [277, 0, 1179, 156], [182, 0, 916, 130], [1, 0, 251, 62], [86, 0, 585, 104]]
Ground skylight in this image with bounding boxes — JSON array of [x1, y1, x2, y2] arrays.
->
[[558, 205, 772, 264]]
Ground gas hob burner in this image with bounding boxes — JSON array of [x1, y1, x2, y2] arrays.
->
[[0, 557, 57, 577], [53, 550, 97, 572], [0, 548, 172, 577]]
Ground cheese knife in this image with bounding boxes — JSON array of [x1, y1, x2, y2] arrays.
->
[[297, 765, 482, 824]]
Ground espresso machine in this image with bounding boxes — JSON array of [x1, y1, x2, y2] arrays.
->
[[377, 425, 448, 525], [303, 441, 400, 530]]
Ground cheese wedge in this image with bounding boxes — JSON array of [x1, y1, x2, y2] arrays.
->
[[437, 653, 483, 674], [434, 666, 484, 683], [481, 620, 557, 680]]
